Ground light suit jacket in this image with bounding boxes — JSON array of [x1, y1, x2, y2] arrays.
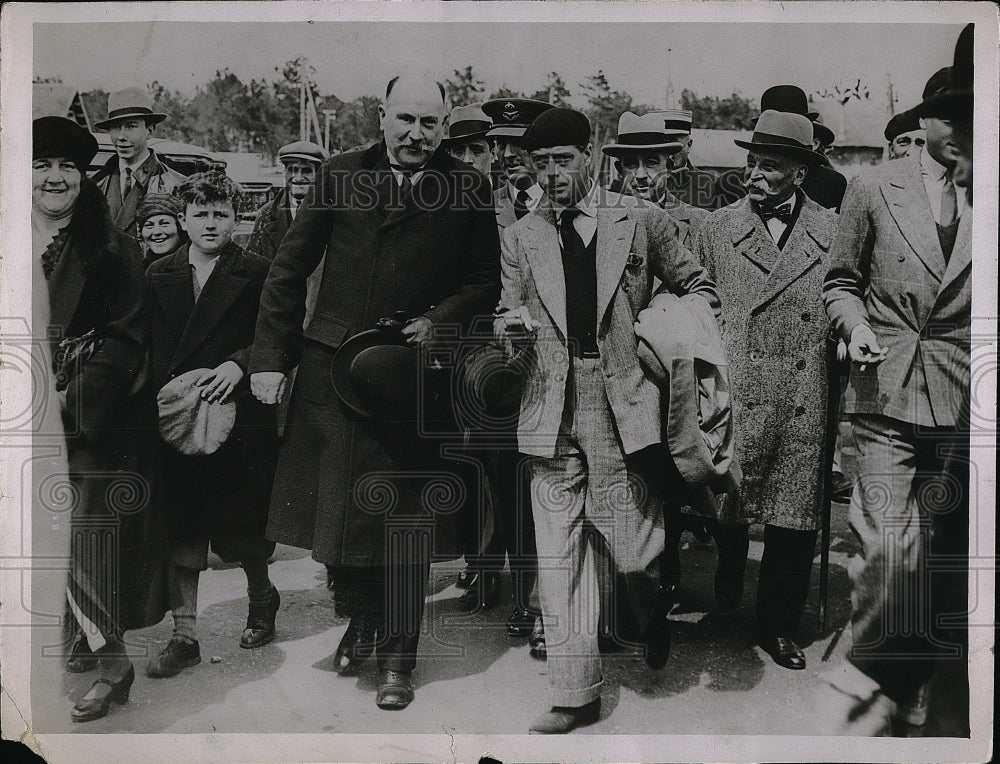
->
[[499, 188, 719, 458], [823, 155, 971, 428]]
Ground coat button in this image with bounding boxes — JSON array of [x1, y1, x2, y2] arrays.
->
[[800, 312, 812, 322], [794, 405, 806, 416], [746, 401, 756, 409], [749, 351, 761, 362], [897, 255, 905, 262], [899, 294, 908, 305], [622, 283, 630, 292], [796, 359, 806, 370]]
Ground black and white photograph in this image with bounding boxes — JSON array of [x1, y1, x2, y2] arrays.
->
[[0, 2, 996, 762]]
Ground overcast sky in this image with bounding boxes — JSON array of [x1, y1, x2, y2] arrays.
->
[[33, 20, 963, 113]]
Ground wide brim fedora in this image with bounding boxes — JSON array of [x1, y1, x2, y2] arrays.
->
[[331, 329, 415, 422], [440, 127, 492, 147], [734, 136, 826, 165], [735, 111, 827, 165], [95, 109, 168, 131]]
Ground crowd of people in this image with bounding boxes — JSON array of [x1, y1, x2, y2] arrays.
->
[[32, 24, 973, 735]]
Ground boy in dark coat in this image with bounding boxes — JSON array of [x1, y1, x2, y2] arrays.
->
[[145, 172, 279, 678]]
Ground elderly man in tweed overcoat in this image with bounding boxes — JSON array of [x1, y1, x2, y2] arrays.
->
[[497, 108, 719, 734], [694, 110, 838, 671]]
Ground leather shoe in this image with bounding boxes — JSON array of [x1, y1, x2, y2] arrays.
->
[[528, 616, 546, 660], [146, 636, 201, 678], [640, 587, 672, 670], [455, 566, 476, 589], [376, 669, 415, 710], [506, 607, 536, 638], [333, 611, 380, 674], [760, 636, 806, 670], [66, 632, 98, 674], [71, 664, 135, 723], [529, 699, 600, 734], [457, 570, 502, 614], [240, 587, 280, 648]]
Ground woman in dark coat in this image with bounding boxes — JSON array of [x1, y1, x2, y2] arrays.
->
[[33, 117, 166, 723]]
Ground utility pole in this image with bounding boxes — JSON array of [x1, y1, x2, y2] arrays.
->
[[665, 47, 676, 109]]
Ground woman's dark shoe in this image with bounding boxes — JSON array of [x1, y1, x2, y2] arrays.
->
[[529, 699, 601, 734], [146, 637, 201, 678], [641, 586, 673, 670], [528, 616, 547, 660], [376, 669, 415, 710], [71, 664, 135, 723], [333, 612, 380, 674], [240, 588, 280, 649], [66, 632, 98, 674]]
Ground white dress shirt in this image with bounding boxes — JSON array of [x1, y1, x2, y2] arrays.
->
[[189, 251, 219, 293], [920, 148, 966, 224], [761, 195, 797, 244]]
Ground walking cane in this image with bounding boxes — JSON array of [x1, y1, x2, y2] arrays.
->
[[818, 332, 842, 631]]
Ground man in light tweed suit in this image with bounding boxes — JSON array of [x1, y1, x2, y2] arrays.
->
[[694, 110, 838, 672], [495, 108, 719, 734], [820, 39, 972, 733]]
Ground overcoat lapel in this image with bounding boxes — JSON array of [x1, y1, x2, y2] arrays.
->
[[171, 245, 250, 369], [148, 247, 197, 349], [751, 198, 827, 313], [939, 208, 972, 292], [379, 150, 452, 231], [105, 172, 123, 221], [881, 158, 946, 280], [730, 202, 778, 275], [596, 205, 634, 323], [523, 204, 567, 338], [47, 233, 87, 333]]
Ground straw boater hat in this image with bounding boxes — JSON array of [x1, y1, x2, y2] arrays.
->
[[481, 98, 553, 140], [734, 110, 827, 165], [94, 87, 168, 130], [440, 104, 492, 147], [602, 112, 685, 157]]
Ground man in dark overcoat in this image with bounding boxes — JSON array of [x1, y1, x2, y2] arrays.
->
[[694, 111, 839, 671], [249, 74, 500, 710]]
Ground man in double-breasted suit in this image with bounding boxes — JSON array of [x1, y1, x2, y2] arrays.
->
[[91, 87, 185, 238], [820, 49, 972, 731], [497, 108, 719, 734], [249, 74, 499, 711], [694, 111, 838, 671]]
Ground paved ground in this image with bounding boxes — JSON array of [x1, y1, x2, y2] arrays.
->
[[42, 428, 969, 739]]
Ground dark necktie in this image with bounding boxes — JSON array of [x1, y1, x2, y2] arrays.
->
[[758, 201, 795, 225], [559, 208, 583, 253], [393, 166, 415, 195], [940, 169, 957, 226], [514, 189, 532, 220], [190, 264, 202, 302], [122, 167, 134, 200]]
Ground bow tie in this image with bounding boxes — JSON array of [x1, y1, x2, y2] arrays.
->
[[759, 202, 795, 225]]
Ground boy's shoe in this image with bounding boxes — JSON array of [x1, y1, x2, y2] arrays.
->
[[146, 637, 201, 678], [240, 587, 280, 648]]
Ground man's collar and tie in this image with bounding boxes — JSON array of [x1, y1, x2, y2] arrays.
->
[[754, 190, 801, 248], [555, 181, 599, 248], [920, 147, 966, 225], [509, 182, 543, 220]]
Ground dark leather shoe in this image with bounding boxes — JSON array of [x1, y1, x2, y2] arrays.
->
[[66, 632, 98, 673], [333, 612, 380, 674], [376, 669, 415, 710], [528, 616, 546, 660], [760, 636, 806, 670], [455, 566, 476, 589], [457, 571, 502, 614], [506, 606, 536, 638], [529, 699, 600, 734], [146, 637, 201, 678], [71, 664, 135, 723], [831, 470, 853, 504], [240, 588, 280, 649], [641, 587, 672, 670]]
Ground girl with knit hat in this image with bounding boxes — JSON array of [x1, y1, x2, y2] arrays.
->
[[137, 193, 187, 267]]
